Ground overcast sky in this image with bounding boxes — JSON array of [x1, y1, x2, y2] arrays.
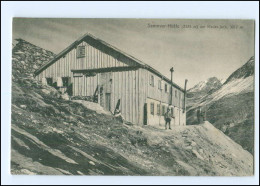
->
[[13, 18, 255, 89]]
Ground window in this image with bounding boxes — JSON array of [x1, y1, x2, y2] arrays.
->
[[150, 75, 154, 87], [46, 78, 53, 86], [150, 102, 154, 115], [171, 107, 174, 117], [73, 72, 83, 77], [157, 104, 161, 115], [158, 80, 162, 90], [162, 105, 165, 116], [175, 90, 178, 98], [62, 77, 69, 87], [165, 84, 168, 93], [100, 86, 103, 94], [76, 46, 86, 58]]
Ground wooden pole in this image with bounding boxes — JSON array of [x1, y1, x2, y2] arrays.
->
[[159, 75, 163, 126], [205, 104, 207, 121], [183, 79, 188, 113]]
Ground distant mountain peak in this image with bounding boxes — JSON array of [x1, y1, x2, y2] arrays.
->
[[224, 56, 254, 85], [188, 77, 222, 94]]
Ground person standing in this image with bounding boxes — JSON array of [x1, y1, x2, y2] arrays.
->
[[197, 106, 201, 124], [164, 108, 172, 130], [201, 110, 206, 122]]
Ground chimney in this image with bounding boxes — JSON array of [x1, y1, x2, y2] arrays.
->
[[170, 67, 174, 105], [183, 79, 188, 113]]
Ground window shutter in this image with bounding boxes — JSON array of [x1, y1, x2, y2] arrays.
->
[[42, 78, 47, 85], [62, 77, 69, 87], [162, 105, 165, 116], [171, 107, 174, 117], [57, 77, 63, 87], [158, 80, 162, 90], [150, 75, 154, 87], [150, 102, 154, 115], [46, 78, 53, 86], [157, 104, 160, 115], [77, 46, 86, 58]]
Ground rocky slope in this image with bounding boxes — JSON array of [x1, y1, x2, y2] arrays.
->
[[187, 57, 255, 154], [11, 78, 253, 176], [12, 39, 55, 79], [11, 39, 254, 175], [224, 56, 254, 85]]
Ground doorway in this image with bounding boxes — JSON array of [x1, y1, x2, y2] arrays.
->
[[105, 93, 111, 111], [143, 103, 147, 125]]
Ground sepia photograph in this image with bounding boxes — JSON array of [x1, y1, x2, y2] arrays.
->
[[10, 18, 255, 176]]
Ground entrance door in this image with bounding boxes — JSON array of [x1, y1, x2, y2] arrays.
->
[[105, 93, 111, 111], [143, 103, 147, 125], [99, 72, 112, 110]]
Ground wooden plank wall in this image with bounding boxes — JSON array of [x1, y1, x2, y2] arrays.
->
[[145, 70, 185, 109], [93, 69, 141, 124], [35, 39, 186, 125], [71, 68, 151, 125], [71, 69, 141, 124], [36, 40, 132, 81], [73, 75, 98, 97], [78, 68, 186, 125], [137, 68, 148, 125], [74, 41, 130, 70], [140, 69, 186, 125], [111, 69, 141, 124]]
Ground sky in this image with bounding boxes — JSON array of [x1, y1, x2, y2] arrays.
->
[[12, 18, 255, 89]]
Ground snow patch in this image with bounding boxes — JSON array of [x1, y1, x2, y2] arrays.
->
[[206, 76, 253, 104], [189, 76, 253, 109], [72, 100, 111, 115]]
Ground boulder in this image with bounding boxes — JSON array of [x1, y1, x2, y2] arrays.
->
[[61, 93, 70, 100], [191, 141, 197, 146], [20, 105, 27, 109]]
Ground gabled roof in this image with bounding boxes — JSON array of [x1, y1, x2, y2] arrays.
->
[[34, 33, 184, 92]]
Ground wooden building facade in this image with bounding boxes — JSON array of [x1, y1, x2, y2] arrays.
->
[[35, 33, 187, 126]]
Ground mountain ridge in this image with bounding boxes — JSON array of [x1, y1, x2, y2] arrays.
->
[[224, 56, 255, 85], [188, 77, 222, 94], [186, 56, 255, 154]]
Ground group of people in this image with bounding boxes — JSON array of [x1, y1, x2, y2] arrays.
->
[[113, 106, 206, 130], [113, 106, 174, 130]]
